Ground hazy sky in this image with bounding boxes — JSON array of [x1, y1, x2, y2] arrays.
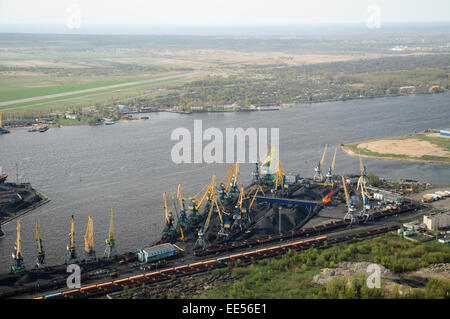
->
[[0, 0, 449, 25]]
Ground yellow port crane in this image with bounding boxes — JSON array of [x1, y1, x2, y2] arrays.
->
[[162, 191, 176, 241], [11, 220, 26, 274], [66, 215, 77, 263], [271, 160, 288, 195], [314, 144, 328, 182], [217, 165, 234, 199], [229, 162, 240, 194], [104, 207, 117, 258], [358, 178, 373, 222], [357, 152, 368, 188], [176, 184, 189, 235], [35, 220, 46, 267], [84, 216, 96, 261], [342, 176, 358, 225]]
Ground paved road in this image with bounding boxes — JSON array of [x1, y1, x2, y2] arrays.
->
[[0, 72, 196, 108]]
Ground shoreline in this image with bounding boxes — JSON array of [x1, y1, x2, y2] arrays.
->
[[0, 186, 51, 227], [3, 91, 447, 131], [340, 145, 450, 165]]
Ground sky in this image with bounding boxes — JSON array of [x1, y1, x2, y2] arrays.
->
[[0, 0, 449, 26]]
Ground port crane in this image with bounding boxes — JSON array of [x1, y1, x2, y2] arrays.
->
[[357, 152, 368, 188], [104, 207, 117, 259], [66, 215, 78, 263], [215, 197, 232, 240], [162, 192, 177, 241], [232, 184, 265, 230], [11, 220, 26, 274], [176, 184, 189, 231], [229, 162, 240, 195], [35, 220, 46, 268], [217, 164, 237, 200], [84, 216, 96, 262], [313, 144, 328, 182], [194, 196, 214, 250], [188, 183, 211, 224], [260, 142, 275, 183], [325, 146, 338, 185], [271, 160, 289, 196], [358, 180, 373, 222], [232, 186, 247, 231], [342, 176, 358, 225]]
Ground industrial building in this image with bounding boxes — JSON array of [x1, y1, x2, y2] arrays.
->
[[137, 243, 175, 263], [423, 212, 450, 231]]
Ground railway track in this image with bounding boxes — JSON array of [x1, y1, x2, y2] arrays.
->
[[194, 202, 420, 257], [33, 225, 399, 299]]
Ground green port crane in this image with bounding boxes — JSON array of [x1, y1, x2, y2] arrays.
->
[[35, 220, 46, 268], [314, 144, 328, 182], [342, 176, 358, 225], [104, 207, 117, 259], [66, 215, 78, 263], [11, 220, 26, 274], [84, 216, 96, 262]]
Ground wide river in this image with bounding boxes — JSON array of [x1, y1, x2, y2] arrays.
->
[[0, 94, 449, 271]]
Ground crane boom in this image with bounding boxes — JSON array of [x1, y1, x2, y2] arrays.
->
[[163, 192, 169, 224], [331, 146, 337, 173], [232, 162, 239, 188], [341, 176, 351, 209], [84, 216, 94, 253], [108, 207, 114, 242], [359, 152, 364, 175], [70, 215, 75, 248], [15, 220, 22, 257], [320, 144, 328, 168], [177, 184, 184, 210], [36, 220, 43, 253]]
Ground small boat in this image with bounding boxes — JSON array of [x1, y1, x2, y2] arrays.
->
[[39, 126, 49, 133], [104, 120, 116, 125], [140, 116, 149, 120]]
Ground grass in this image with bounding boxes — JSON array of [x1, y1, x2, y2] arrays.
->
[[0, 75, 194, 117], [200, 233, 450, 299]]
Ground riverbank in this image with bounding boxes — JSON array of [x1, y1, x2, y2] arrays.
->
[[0, 183, 50, 227], [341, 132, 450, 165]]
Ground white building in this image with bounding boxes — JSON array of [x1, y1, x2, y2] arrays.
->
[[423, 212, 450, 231]]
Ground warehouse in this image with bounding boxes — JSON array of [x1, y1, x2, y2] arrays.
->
[[423, 212, 450, 231]]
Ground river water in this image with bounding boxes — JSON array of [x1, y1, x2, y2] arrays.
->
[[0, 93, 449, 271]]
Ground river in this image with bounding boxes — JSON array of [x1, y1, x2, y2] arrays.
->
[[0, 93, 449, 271]]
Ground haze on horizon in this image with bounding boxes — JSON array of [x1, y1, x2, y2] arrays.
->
[[0, 0, 449, 35]]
